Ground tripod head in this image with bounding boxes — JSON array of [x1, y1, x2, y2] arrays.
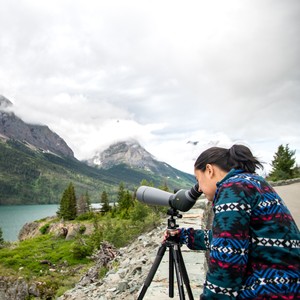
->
[[166, 207, 182, 231]]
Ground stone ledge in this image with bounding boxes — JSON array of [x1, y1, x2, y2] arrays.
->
[[269, 177, 300, 187]]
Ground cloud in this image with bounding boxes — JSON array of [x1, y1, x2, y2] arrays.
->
[[0, 0, 299, 174]]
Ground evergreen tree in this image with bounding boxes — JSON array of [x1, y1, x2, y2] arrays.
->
[[100, 191, 110, 212], [57, 182, 77, 220], [130, 200, 150, 222], [77, 191, 91, 215], [159, 180, 169, 192], [0, 227, 4, 246], [268, 144, 299, 181], [90, 215, 103, 250], [84, 191, 91, 210], [140, 179, 154, 187], [116, 182, 125, 211], [118, 190, 133, 212], [117, 183, 133, 217]]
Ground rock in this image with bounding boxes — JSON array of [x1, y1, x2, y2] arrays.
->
[[118, 281, 129, 292], [18, 222, 40, 241]]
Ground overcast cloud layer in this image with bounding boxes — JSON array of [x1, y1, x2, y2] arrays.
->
[[0, 0, 299, 175]]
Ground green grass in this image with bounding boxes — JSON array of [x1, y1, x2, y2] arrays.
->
[[0, 234, 93, 298], [0, 234, 90, 276]]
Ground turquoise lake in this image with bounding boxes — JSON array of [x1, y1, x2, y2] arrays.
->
[[0, 204, 59, 241]]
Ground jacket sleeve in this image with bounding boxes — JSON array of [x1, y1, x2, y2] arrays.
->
[[200, 181, 254, 299], [180, 228, 212, 250]]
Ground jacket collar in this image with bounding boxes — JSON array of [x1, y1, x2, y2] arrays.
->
[[216, 168, 245, 187]]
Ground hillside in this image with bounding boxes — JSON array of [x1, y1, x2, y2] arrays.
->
[[0, 139, 108, 204]]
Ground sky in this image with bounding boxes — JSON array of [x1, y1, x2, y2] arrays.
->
[[0, 0, 299, 175]]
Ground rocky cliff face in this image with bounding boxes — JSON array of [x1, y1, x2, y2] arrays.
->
[[0, 95, 74, 158]]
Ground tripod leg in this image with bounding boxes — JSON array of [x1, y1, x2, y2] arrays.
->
[[170, 244, 186, 300], [137, 243, 167, 300], [169, 248, 174, 298], [177, 246, 194, 300]]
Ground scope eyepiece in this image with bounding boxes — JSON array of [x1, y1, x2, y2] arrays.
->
[[188, 183, 202, 200]]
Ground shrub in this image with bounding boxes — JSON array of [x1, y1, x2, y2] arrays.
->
[[39, 223, 50, 235], [71, 237, 93, 259], [99, 266, 109, 278], [79, 225, 86, 234], [76, 211, 95, 220], [0, 227, 4, 245]]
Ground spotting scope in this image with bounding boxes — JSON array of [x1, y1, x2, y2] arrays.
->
[[136, 183, 202, 212]]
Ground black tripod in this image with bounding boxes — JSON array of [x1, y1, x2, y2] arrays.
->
[[137, 208, 194, 300]]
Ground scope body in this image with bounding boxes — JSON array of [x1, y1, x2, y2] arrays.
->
[[136, 184, 202, 212]]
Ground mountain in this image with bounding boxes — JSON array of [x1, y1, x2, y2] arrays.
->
[[87, 140, 155, 170], [0, 97, 74, 158], [87, 139, 193, 182], [0, 96, 195, 205]]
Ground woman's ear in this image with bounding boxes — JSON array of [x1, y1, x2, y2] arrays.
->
[[206, 164, 214, 178]]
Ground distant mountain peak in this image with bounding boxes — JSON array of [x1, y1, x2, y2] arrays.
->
[[88, 140, 155, 170], [87, 140, 194, 183], [0, 95, 13, 109]]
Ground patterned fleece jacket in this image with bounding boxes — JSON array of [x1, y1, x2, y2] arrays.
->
[[180, 169, 300, 299]]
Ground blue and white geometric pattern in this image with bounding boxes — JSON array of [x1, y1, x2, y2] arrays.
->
[[253, 237, 300, 248], [240, 269, 300, 298], [205, 280, 239, 297], [203, 230, 210, 249], [214, 202, 251, 215], [210, 238, 249, 264]]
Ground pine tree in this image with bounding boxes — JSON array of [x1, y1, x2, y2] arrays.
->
[[268, 144, 299, 181], [117, 182, 133, 217], [100, 191, 110, 212], [159, 181, 169, 192], [116, 182, 125, 211], [130, 200, 150, 222], [57, 182, 77, 220], [140, 179, 154, 187], [77, 191, 91, 215], [84, 191, 91, 211], [0, 227, 4, 246]]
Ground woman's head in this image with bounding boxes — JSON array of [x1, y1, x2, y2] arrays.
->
[[194, 144, 263, 173], [194, 144, 263, 201]]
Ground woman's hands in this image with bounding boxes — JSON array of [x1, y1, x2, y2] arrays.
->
[[163, 228, 182, 244]]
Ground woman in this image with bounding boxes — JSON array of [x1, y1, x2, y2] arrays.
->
[[172, 145, 300, 299]]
